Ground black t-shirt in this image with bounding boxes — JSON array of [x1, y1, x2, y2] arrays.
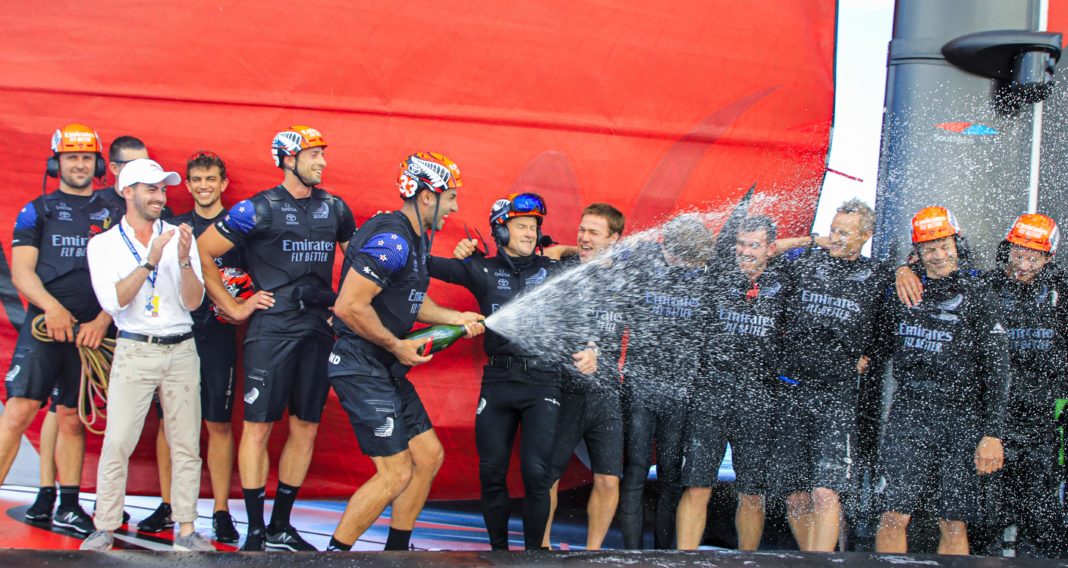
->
[[875, 268, 1012, 438], [333, 212, 429, 372], [173, 209, 244, 331], [216, 185, 356, 340], [779, 246, 892, 385], [428, 252, 565, 385], [987, 266, 1068, 438], [13, 191, 114, 322]]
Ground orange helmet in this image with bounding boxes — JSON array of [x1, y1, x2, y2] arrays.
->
[[397, 152, 463, 199], [911, 206, 960, 244], [1006, 213, 1059, 254], [51, 123, 102, 154], [271, 125, 327, 166]]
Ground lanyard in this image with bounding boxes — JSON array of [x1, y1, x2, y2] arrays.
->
[[118, 221, 162, 287]]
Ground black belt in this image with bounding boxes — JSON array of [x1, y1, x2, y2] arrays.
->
[[118, 331, 194, 345], [486, 355, 553, 372]]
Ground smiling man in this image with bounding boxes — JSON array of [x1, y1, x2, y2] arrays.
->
[[874, 206, 1011, 555], [196, 126, 356, 551]]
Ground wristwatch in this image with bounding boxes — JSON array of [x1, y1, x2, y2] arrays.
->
[[140, 261, 157, 272], [179, 259, 193, 269]]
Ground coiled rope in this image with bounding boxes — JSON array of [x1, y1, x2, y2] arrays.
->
[[30, 315, 115, 434]]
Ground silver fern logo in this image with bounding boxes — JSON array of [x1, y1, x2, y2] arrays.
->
[[408, 156, 451, 190]]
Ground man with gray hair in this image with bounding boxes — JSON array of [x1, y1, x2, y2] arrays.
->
[[772, 198, 892, 551]]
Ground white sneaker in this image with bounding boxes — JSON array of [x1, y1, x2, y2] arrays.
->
[[79, 530, 114, 551], [174, 531, 216, 552]]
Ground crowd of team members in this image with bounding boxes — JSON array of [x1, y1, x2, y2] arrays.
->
[[0, 122, 1065, 556]]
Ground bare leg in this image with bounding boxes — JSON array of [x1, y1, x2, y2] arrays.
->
[[0, 399, 46, 485], [786, 491, 813, 550], [38, 410, 58, 488], [676, 487, 712, 550], [277, 416, 318, 486], [876, 511, 911, 553], [205, 421, 234, 512], [238, 421, 273, 489], [388, 429, 444, 531], [53, 406, 85, 488], [586, 474, 619, 550], [543, 480, 559, 549], [331, 451, 414, 544], [937, 520, 969, 555], [809, 487, 841, 552], [736, 493, 765, 551]]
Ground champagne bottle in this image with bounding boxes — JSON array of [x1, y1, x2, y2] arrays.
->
[[405, 324, 469, 356]]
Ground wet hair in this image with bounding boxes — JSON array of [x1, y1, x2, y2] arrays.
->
[[836, 198, 876, 234], [186, 151, 228, 181], [582, 203, 625, 236], [738, 215, 777, 243], [108, 136, 146, 163], [662, 213, 712, 261]]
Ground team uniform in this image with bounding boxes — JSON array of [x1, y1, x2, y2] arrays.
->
[[428, 252, 566, 550], [328, 212, 434, 457], [775, 246, 892, 496], [215, 185, 355, 423], [874, 267, 1012, 524], [979, 265, 1068, 555], [6, 192, 115, 408], [547, 256, 626, 484], [681, 260, 790, 497], [614, 242, 709, 550], [172, 210, 243, 422]]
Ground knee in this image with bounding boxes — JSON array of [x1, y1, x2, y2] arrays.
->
[[880, 511, 911, 532], [683, 487, 712, 506], [786, 491, 809, 511], [521, 462, 552, 494], [288, 418, 319, 441], [738, 493, 765, 511], [241, 422, 271, 446], [53, 407, 84, 437], [0, 399, 39, 432], [811, 487, 839, 509], [939, 520, 967, 542], [593, 474, 619, 493], [205, 421, 232, 438], [379, 454, 415, 496]]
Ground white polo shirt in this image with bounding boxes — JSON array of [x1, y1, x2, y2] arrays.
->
[[88, 216, 204, 336]]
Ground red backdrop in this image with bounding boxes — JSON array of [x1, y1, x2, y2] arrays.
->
[[0, 1, 836, 499]]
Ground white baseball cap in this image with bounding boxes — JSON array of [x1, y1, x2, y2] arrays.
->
[[118, 158, 181, 192]]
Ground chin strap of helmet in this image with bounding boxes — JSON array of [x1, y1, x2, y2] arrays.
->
[[286, 151, 318, 189], [411, 191, 444, 262]]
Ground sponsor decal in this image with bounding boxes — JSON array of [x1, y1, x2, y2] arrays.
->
[[374, 416, 395, 438], [476, 397, 487, 415], [244, 387, 260, 404], [313, 202, 329, 219], [5, 365, 20, 381]]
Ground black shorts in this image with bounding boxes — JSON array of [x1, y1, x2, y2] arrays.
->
[[776, 384, 856, 494], [331, 372, 433, 458], [679, 382, 773, 494], [242, 335, 332, 423], [4, 317, 80, 409], [195, 324, 237, 423], [877, 404, 983, 523], [549, 388, 623, 480]]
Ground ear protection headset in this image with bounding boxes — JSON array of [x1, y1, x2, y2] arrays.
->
[[489, 193, 547, 248]]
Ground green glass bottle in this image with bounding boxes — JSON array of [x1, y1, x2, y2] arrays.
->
[[405, 324, 468, 356]]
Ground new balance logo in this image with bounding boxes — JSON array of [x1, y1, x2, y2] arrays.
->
[[374, 417, 395, 438]]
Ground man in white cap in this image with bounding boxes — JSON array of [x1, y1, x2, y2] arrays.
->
[[82, 158, 212, 551]]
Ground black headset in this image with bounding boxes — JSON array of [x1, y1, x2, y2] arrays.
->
[[45, 153, 107, 179], [491, 219, 544, 249]]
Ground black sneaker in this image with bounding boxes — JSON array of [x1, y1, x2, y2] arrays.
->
[[213, 510, 240, 544], [137, 503, 174, 533], [24, 489, 56, 521], [266, 525, 318, 551], [53, 506, 95, 536], [241, 528, 266, 551]]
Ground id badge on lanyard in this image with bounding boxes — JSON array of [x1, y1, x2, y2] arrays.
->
[[119, 222, 162, 318]]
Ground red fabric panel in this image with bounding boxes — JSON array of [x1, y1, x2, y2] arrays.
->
[[0, 0, 835, 499]]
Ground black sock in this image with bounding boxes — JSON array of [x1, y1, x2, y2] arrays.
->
[[243, 487, 266, 532], [58, 486, 79, 510], [36, 486, 56, 498], [268, 482, 300, 531], [327, 536, 353, 551], [384, 527, 412, 551]]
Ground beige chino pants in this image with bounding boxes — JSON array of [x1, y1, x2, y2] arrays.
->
[[93, 337, 201, 530]]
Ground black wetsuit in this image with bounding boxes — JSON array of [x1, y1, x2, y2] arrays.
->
[[6, 191, 115, 408], [613, 242, 710, 550], [428, 252, 566, 550], [328, 212, 436, 457], [875, 267, 1012, 524], [172, 209, 243, 422], [977, 266, 1068, 555], [775, 247, 892, 495]]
